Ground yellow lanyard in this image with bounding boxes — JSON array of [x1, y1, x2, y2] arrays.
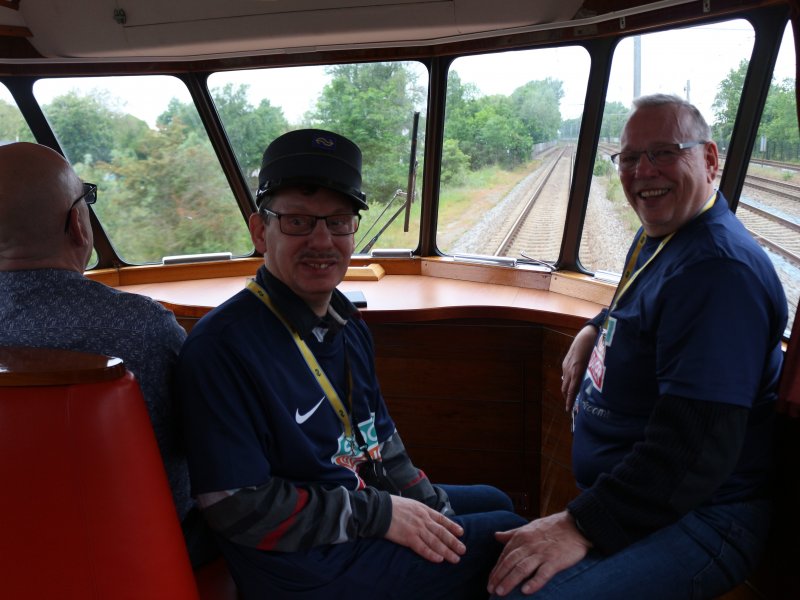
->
[[606, 192, 717, 322], [246, 279, 354, 440]]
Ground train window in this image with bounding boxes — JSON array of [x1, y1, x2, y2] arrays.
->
[[208, 62, 428, 254], [584, 20, 757, 276], [438, 47, 590, 263], [742, 22, 799, 332], [33, 75, 253, 265], [0, 83, 34, 144]]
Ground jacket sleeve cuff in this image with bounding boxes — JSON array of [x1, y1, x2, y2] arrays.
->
[[356, 488, 394, 538], [585, 308, 609, 331], [567, 490, 632, 555]]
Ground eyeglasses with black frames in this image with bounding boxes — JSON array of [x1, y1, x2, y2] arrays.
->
[[261, 208, 360, 236], [64, 182, 97, 232], [610, 141, 707, 172]]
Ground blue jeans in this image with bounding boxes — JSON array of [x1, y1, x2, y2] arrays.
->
[[388, 484, 527, 600], [491, 500, 771, 600], [226, 484, 526, 600]]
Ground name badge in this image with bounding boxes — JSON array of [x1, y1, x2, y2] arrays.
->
[[605, 316, 617, 347], [587, 330, 607, 392]]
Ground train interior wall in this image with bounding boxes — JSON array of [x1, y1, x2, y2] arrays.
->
[[369, 320, 579, 519], [368, 320, 580, 519]]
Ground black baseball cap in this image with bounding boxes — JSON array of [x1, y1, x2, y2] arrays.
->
[[256, 129, 368, 211]]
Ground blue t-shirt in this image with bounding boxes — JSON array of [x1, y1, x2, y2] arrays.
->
[[572, 195, 787, 503], [179, 267, 396, 497]]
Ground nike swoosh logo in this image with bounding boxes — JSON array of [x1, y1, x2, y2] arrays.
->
[[295, 396, 326, 424]]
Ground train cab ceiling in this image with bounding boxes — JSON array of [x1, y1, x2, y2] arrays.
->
[[0, 0, 773, 62]]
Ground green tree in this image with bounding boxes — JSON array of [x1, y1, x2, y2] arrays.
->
[[157, 97, 204, 136], [111, 113, 154, 161], [443, 70, 481, 172], [440, 138, 470, 185], [308, 62, 423, 204], [510, 78, 563, 143], [712, 60, 798, 159], [600, 101, 629, 142], [212, 83, 289, 189], [712, 59, 748, 149], [444, 72, 564, 171], [446, 70, 480, 113], [44, 90, 117, 164], [469, 95, 529, 169], [0, 99, 34, 143], [155, 86, 289, 191], [98, 118, 251, 262], [758, 77, 798, 161]]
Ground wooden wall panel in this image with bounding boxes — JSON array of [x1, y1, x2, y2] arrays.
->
[[539, 327, 580, 516], [369, 320, 543, 517]]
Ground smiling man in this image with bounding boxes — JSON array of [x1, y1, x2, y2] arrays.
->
[[177, 129, 525, 599], [488, 95, 788, 599]]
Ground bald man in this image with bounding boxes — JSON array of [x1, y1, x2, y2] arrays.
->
[[0, 142, 216, 567]]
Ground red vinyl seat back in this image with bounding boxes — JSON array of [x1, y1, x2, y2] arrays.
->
[[0, 346, 199, 600]]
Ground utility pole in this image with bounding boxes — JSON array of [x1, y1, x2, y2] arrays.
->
[[633, 36, 641, 99]]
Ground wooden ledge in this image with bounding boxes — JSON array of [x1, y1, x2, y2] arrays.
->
[[89, 258, 388, 286], [86, 257, 262, 287], [550, 271, 616, 306], [90, 257, 612, 328], [117, 273, 606, 328]]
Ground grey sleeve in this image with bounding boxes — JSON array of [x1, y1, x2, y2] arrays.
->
[[200, 477, 393, 552]]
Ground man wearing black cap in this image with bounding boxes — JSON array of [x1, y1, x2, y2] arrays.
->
[[177, 129, 525, 599]]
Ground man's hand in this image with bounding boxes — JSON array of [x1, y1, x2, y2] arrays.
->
[[561, 324, 598, 412], [384, 495, 465, 563], [488, 511, 591, 597]]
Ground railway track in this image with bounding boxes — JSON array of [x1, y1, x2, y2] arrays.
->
[[744, 174, 800, 200], [738, 201, 800, 266], [745, 157, 800, 172], [490, 146, 572, 259], [478, 144, 800, 269]]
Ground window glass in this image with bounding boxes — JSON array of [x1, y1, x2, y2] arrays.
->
[[438, 46, 590, 262], [0, 83, 34, 144], [208, 62, 428, 254], [742, 23, 799, 333], [584, 20, 756, 275], [34, 76, 253, 264]]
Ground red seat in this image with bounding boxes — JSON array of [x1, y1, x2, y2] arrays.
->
[[195, 557, 239, 600], [0, 346, 200, 599]]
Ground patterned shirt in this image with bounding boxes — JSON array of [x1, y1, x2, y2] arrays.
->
[[0, 269, 191, 521]]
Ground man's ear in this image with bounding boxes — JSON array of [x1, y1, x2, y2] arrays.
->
[[248, 211, 268, 254], [704, 141, 720, 182], [66, 206, 91, 247]]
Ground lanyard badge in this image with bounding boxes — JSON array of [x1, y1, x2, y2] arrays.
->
[[587, 327, 608, 393]]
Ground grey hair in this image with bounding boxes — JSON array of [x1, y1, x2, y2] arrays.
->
[[630, 93, 711, 141]]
